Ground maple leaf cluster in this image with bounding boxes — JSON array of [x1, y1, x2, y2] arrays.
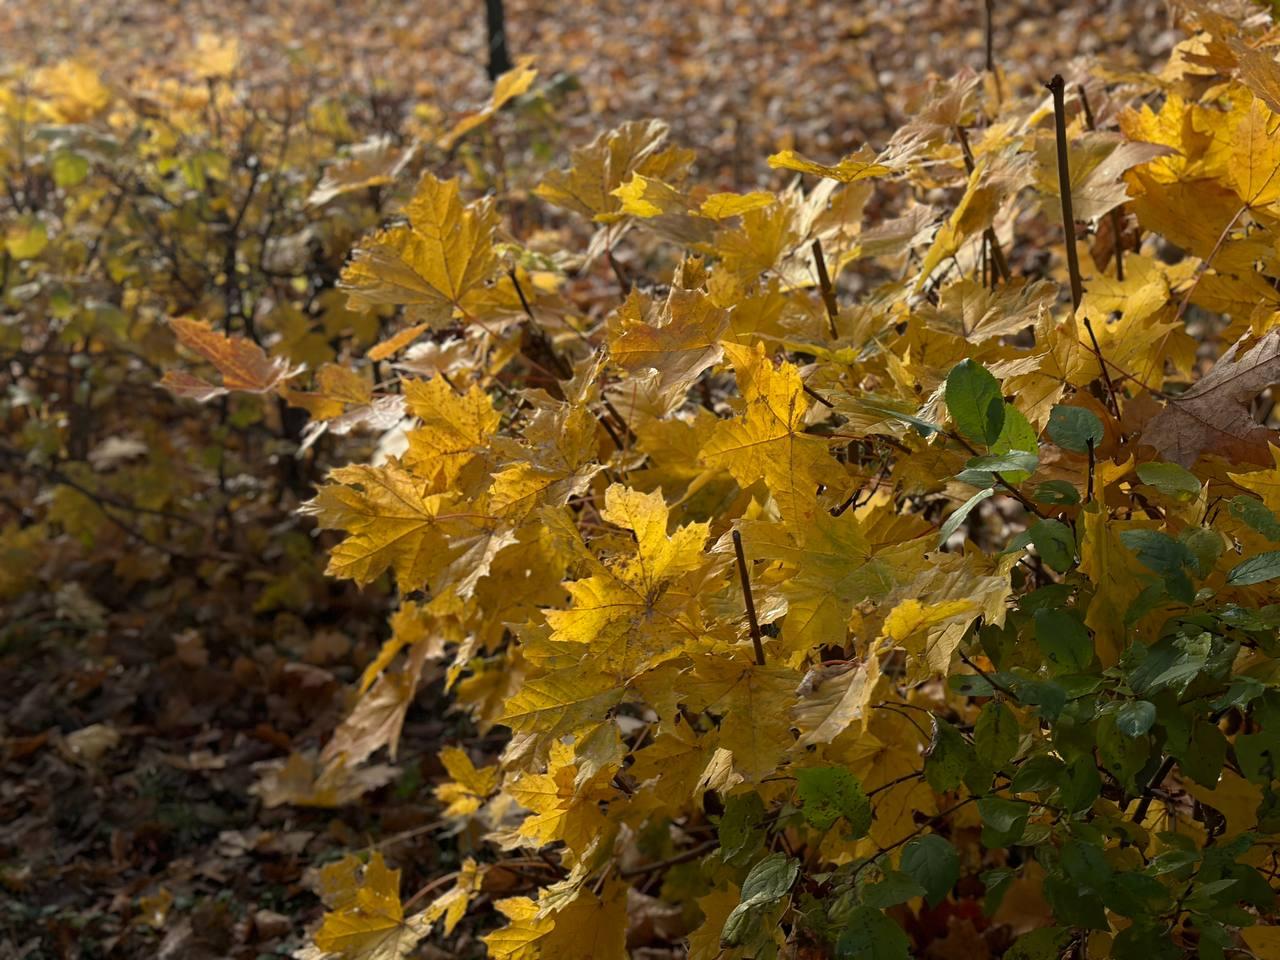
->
[[243, 8, 1280, 958]]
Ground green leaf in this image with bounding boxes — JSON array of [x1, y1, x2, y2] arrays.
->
[[836, 905, 911, 960], [860, 400, 942, 438], [939, 487, 994, 547], [1047, 404, 1103, 453], [52, 150, 90, 189], [965, 451, 1039, 474], [1097, 707, 1151, 790], [1120, 529, 1195, 603], [721, 852, 799, 946], [1175, 720, 1227, 788], [860, 871, 927, 908], [1059, 754, 1103, 813], [945, 359, 1005, 446], [1006, 926, 1070, 960], [1235, 731, 1277, 785], [1033, 608, 1093, 673], [899, 834, 959, 908], [1227, 550, 1280, 586], [994, 404, 1038, 452], [925, 718, 975, 794], [5, 214, 48, 260], [1029, 519, 1075, 573], [992, 405, 1039, 482], [718, 791, 766, 866], [1229, 496, 1280, 541], [1010, 754, 1066, 794], [1061, 837, 1111, 891], [1182, 527, 1224, 577], [977, 796, 1029, 846], [1115, 700, 1157, 737], [980, 867, 1015, 915], [795, 767, 871, 836], [1032, 480, 1080, 505], [975, 700, 1020, 770], [1136, 461, 1202, 500], [1120, 529, 1192, 575]]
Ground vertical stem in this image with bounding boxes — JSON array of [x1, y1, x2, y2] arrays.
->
[[984, 0, 995, 72], [1047, 75, 1084, 311], [732, 530, 767, 666], [1086, 437, 1096, 504], [485, 0, 513, 80], [1076, 83, 1124, 282], [1075, 82, 1096, 130], [1082, 314, 1121, 418], [811, 238, 840, 339], [956, 126, 1010, 284]]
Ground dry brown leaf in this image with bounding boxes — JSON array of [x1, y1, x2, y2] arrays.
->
[[1140, 329, 1280, 466], [161, 317, 301, 401]]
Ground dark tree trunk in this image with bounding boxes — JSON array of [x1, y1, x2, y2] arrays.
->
[[485, 0, 513, 80]]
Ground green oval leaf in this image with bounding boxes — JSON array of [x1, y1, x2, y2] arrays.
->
[[1227, 550, 1280, 586], [796, 766, 871, 836], [899, 834, 959, 907], [1046, 404, 1104, 454], [945, 359, 1005, 446]]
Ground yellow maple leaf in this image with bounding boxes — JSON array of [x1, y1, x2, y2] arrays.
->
[[611, 172, 688, 218], [700, 341, 843, 517], [608, 287, 729, 396], [1229, 443, 1280, 513], [699, 190, 775, 220], [533, 882, 628, 960], [767, 144, 894, 183], [315, 853, 431, 960], [884, 598, 977, 644], [358, 602, 443, 694], [440, 56, 537, 149], [424, 858, 485, 936], [489, 404, 603, 521], [1182, 770, 1264, 839], [309, 135, 415, 207], [682, 655, 801, 782], [252, 751, 398, 809], [507, 741, 613, 854], [544, 485, 713, 679], [737, 511, 894, 664], [1242, 925, 1280, 960], [403, 376, 501, 491], [534, 119, 694, 223], [340, 173, 498, 327], [435, 746, 500, 818], [1227, 94, 1280, 208], [303, 462, 483, 590], [791, 657, 881, 748], [483, 897, 555, 960]]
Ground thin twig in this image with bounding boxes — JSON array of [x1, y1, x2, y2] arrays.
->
[[958, 648, 1017, 699], [1076, 83, 1125, 282], [801, 382, 834, 409], [945, 430, 1047, 519], [955, 127, 1010, 284], [1081, 315, 1121, 417], [1174, 204, 1248, 323], [732, 529, 767, 666], [1131, 755, 1177, 824], [619, 839, 720, 879], [811, 238, 840, 339], [1086, 437, 1096, 503], [1046, 75, 1084, 311]]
